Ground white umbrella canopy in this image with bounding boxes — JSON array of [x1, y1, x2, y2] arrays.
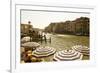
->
[[21, 42, 40, 50], [21, 47, 25, 53], [53, 49, 83, 61], [21, 36, 30, 43], [32, 46, 56, 58], [72, 45, 89, 56]]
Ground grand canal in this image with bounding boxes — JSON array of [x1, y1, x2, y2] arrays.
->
[[38, 33, 89, 61]]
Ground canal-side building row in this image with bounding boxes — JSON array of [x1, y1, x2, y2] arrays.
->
[[21, 21, 39, 39], [21, 21, 47, 42], [45, 17, 89, 36]]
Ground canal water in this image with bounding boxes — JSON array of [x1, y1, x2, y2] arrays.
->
[[38, 33, 89, 61]]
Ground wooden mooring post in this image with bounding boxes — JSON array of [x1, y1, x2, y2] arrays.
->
[[40, 34, 51, 44]]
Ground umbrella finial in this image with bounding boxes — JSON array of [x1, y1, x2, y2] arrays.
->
[[28, 21, 31, 25], [67, 49, 69, 52]]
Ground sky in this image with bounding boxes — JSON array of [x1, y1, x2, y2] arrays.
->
[[21, 10, 90, 29]]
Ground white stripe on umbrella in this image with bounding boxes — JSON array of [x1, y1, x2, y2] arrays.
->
[[53, 49, 83, 61], [72, 45, 89, 56], [32, 46, 56, 58]]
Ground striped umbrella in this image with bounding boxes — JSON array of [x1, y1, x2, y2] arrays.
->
[[32, 46, 56, 58], [21, 42, 40, 50], [72, 45, 89, 56], [53, 49, 83, 61]]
